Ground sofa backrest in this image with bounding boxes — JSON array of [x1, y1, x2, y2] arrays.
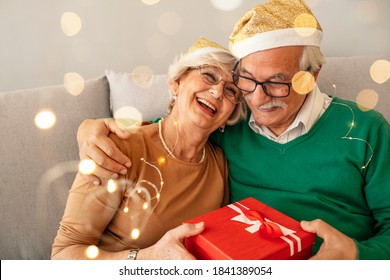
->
[[0, 55, 388, 260], [0, 76, 111, 259], [317, 55, 390, 121]]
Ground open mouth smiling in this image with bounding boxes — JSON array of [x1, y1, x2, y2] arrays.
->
[[197, 97, 217, 115]]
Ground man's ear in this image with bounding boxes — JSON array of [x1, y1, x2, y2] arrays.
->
[[313, 65, 322, 80]]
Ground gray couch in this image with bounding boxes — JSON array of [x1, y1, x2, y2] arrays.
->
[[1, 55, 389, 259]]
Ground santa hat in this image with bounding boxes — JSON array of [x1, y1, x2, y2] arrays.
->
[[229, 0, 323, 59], [182, 36, 230, 61]]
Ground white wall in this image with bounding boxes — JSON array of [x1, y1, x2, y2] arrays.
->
[[1, 0, 389, 92]]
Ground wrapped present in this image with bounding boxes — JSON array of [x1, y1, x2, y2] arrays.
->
[[184, 197, 316, 260]]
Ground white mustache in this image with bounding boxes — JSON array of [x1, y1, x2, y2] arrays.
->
[[245, 96, 288, 110], [259, 100, 287, 109]]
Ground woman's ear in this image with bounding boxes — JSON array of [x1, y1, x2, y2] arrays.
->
[[170, 79, 180, 96]]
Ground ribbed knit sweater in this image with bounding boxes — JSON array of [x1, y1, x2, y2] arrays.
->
[[212, 97, 390, 259]]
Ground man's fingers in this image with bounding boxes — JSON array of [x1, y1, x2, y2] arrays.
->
[[81, 139, 130, 175], [301, 219, 333, 240], [79, 147, 128, 181], [96, 138, 131, 169], [106, 119, 132, 140]]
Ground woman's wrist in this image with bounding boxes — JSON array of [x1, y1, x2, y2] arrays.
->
[[126, 248, 140, 260]]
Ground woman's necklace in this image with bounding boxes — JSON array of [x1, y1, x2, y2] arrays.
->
[[158, 119, 206, 163]]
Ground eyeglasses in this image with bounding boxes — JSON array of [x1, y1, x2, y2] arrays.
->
[[190, 65, 243, 104], [231, 61, 292, 98]]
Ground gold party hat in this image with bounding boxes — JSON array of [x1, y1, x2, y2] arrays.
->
[[229, 0, 323, 59], [183, 37, 230, 61]]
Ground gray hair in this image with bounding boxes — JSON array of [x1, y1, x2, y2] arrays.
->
[[166, 50, 246, 125], [299, 46, 326, 74]]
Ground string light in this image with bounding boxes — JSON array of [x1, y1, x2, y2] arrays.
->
[[114, 157, 164, 240], [324, 77, 374, 170]]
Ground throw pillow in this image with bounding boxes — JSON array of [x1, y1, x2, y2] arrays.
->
[[106, 69, 170, 127]]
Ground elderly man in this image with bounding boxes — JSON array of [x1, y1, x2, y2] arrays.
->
[[76, 0, 390, 259]]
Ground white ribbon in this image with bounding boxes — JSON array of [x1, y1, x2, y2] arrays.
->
[[227, 202, 302, 256]]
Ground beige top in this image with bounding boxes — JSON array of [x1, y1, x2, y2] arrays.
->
[[52, 123, 229, 257]]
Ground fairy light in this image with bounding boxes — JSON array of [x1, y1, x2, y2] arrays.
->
[[107, 179, 117, 193], [86, 245, 99, 259], [332, 101, 374, 170], [158, 156, 166, 165], [34, 110, 56, 129], [139, 158, 164, 201], [131, 228, 140, 239], [78, 159, 96, 175], [321, 76, 373, 170], [114, 157, 164, 241]]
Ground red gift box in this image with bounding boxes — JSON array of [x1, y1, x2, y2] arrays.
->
[[185, 197, 316, 260]]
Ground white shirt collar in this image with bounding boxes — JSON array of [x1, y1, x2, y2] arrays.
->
[[249, 85, 332, 143]]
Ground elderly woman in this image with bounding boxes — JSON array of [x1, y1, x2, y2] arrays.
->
[[51, 37, 246, 260]]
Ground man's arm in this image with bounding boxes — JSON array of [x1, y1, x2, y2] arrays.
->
[[77, 118, 131, 185]]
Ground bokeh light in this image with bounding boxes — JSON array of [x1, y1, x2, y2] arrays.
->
[[292, 71, 316, 95], [64, 72, 85, 96], [140, 0, 160, 5], [79, 159, 96, 175], [356, 1, 378, 24], [356, 89, 379, 112], [370, 59, 390, 84], [131, 65, 155, 89], [114, 106, 143, 130], [34, 110, 56, 130], [86, 245, 99, 259], [61, 12, 82, 36], [210, 0, 243, 11], [158, 11, 182, 35], [131, 228, 140, 239], [158, 156, 166, 165], [294, 13, 318, 37], [107, 179, 117, 193]]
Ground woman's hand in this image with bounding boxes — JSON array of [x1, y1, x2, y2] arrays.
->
[[137, 222, 205, 260], [300, 219, 358, 260], [77, 118, 131, 185]]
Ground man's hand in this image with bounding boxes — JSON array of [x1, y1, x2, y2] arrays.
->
[[77, 118, 131, 185], [301, 219, 358, 260], [137, 222, 205, 260]]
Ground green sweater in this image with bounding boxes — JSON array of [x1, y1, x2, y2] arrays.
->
[[212, 97, 390, 259]]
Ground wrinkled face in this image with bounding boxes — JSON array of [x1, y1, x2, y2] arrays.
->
[[238, 46, 307, 136], [170, 65, 238, 134]]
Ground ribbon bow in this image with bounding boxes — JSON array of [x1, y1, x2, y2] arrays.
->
[[242, 209, 284, 238], [228, 203, 296, 238], [228, 202, 302, 256]]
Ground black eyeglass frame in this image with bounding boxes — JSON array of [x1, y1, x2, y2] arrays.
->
[[188, 65, 244, 104], [231, 61, 292, 98]]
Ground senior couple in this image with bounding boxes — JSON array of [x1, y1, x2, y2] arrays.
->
[[52, 0, 390, 260]]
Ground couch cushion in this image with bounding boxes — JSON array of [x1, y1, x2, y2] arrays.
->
[[106, 69, 170, 124], [0, 76, 110, 259], [317, 55, 390, 121]]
